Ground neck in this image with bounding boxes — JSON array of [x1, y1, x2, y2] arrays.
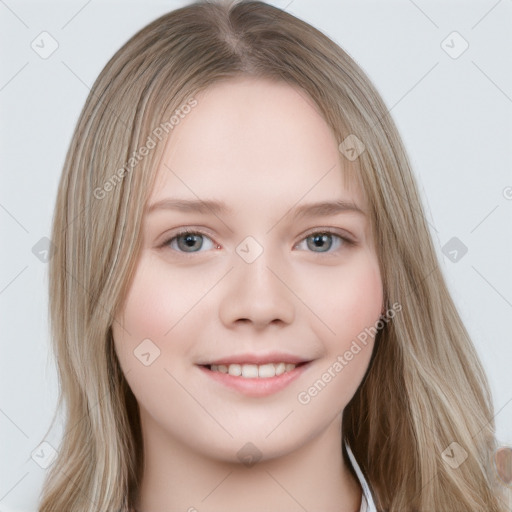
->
[[133, 410, 362, 512]]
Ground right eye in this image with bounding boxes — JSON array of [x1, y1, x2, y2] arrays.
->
[[162, 229, 219, 254], [163, 230, 218, 253]]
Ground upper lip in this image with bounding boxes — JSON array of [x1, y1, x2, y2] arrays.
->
[[199, 352, 312, 366]]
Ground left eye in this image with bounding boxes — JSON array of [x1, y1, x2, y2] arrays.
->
[[166, 232, 216, 253], [295, 232, 345, 253]]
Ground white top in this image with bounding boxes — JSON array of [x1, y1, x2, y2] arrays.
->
[[345, 443, 378, 512]]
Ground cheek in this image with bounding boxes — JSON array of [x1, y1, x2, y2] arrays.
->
[[112, 256, 210, 422], [113, 255, 206, 369], [295, 255, 382, 417], [117, 264, 168, 345], [309, 250, 382, 386], [338, 257, 382, 337], [310, 250, 383, 340]]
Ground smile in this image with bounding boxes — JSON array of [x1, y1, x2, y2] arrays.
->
[[198, 361, 311, 397], [207, 362, 302, 378]]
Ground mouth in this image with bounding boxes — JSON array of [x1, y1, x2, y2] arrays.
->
[[200, 361, 309, 379], [197, 359, 312, 397]]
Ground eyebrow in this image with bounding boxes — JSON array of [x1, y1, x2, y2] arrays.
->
[[146, 198, 366, 218]]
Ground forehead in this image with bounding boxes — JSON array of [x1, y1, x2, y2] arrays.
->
[[150, 77, 364, 209]]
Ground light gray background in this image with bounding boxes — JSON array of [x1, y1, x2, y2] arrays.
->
[[1, 1, 511, 510]]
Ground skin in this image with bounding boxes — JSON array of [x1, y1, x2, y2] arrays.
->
[[113, 77, 384, 512]]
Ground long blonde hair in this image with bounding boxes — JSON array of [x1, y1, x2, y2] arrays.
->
[[41, 1, 510, 510]]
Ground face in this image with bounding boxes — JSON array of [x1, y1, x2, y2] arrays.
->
[[113, 77, 383, 463]]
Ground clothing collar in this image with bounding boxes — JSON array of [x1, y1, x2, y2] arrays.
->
[[344, 442, 378, 512]]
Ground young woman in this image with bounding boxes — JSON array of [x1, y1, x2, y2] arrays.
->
[[40, 1, 510, 511]]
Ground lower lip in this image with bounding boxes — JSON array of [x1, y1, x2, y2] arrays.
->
[[198, 363, 311, 397]]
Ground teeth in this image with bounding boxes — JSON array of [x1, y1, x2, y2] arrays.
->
[[209, 362, 298, 378], [242, 364, 259, 378], [258, 363, 276, 378], [275, 362, 286, 376], [228, 364, 241, 376]]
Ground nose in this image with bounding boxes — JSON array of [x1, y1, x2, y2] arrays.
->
[[218, 247, 295, 330]]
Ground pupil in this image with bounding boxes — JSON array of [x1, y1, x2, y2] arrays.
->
[[179, 234, 202, 251], [308, 233, 331, 252]]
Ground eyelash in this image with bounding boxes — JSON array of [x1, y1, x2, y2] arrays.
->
[[160, 228, 356, 256]]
